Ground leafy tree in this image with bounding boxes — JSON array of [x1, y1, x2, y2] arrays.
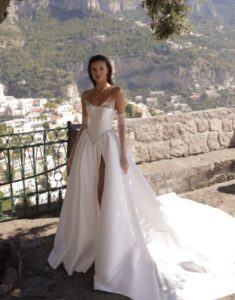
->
[[0, 124, 13, 135], [45, 102, 57, 110], [125, 104, 133, 118], [39, 114, 48, 121], [0, 190, 4, 199], [43, 122, 50, 130], [125, 103, 142, 118], [142, 0, 191, 40], [3, 165, 15, 182]]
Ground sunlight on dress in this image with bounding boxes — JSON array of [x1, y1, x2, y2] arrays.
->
[[48, 99, 235, 300]]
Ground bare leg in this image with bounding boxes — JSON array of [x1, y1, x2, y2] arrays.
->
[[98, 156, 105, 208]]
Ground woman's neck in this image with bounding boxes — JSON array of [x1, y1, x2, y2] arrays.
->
[[94, 82, 111, 92]]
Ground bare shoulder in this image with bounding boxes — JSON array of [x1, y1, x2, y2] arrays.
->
[[111, 86, 125, 112], [81, 89, 94, 102], [110, 86, 124, 98]]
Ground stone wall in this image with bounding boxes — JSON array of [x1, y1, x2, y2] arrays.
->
[[124, 107, 235, 163]]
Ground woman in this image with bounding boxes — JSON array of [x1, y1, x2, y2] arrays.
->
[[48, 55, 235, 300]]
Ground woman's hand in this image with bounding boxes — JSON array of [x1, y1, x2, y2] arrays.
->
[[120, 152, 128, 174], [67, 156, 73, 173]]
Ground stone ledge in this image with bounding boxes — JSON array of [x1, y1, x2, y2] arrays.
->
[[180, 178, 235, 217], [139, 148, 235, 195]]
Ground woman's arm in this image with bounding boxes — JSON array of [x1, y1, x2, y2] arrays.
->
[[67, 92, 89, 171], [114, 87, 128, 174]]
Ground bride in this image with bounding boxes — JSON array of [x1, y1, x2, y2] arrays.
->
[[48, 55, 235, 300]]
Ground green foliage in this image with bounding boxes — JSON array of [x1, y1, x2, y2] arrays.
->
[[0, 190, 4, 198], [3, 165, 15, 182], [0, 123, 13, 135], [125, 103, 142, 118], [0, 2, 234, 113], [0, 12, 166, 98], [142, 0, 191, 40], [43, 122, 50, 130], [45, 102, 57, 110], [149, 107, 157, 116]]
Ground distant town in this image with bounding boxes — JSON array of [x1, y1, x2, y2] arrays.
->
[[1, 75, 235, 135]]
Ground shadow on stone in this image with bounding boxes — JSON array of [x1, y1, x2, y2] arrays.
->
[[0, 239, 22, 298], [218, 184, 235, 195], [0, 218, 130, 300]]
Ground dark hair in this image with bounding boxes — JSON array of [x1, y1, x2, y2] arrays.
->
[[88, 55, 114, 86]]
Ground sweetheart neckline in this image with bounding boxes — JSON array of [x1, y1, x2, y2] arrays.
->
[[85, 99, 115, 111]]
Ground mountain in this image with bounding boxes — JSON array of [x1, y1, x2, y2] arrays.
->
[[10, 0, 141, 19], [0, 0, 234, 103], [189, 0, 235, 26]]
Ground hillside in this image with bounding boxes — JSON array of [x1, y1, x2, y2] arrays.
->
[[0, 0, 234, 104]]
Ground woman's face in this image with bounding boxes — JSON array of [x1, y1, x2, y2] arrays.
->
[[90, 60, 108, 84]]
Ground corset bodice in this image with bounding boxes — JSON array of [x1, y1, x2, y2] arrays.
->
[[86, 100, 116, 143]]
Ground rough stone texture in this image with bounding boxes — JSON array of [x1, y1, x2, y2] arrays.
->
[[139, 148, 235, 195], [123, 107, 235, 163], [183, 132, 209, 154], [222, 119, 233, 132], [133, 124, 163, 142], [148, 141, 170, 161], [70, 107, 235, 164], [170, 138, 188, 157], [163, 123, 183, 140], [209, 118, 222, 131], [183, 119, 197, 134], [196, 118, 209, 132], [207, 132, 220, 150], [219, 131, 235, 148], [180, 178, 235, 218]]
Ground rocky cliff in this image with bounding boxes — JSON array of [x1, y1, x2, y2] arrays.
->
[[10, 0, 140, 19], [9, 0, 235, 25], [50, 0, 138, 14], [2, 0, 235, 99]]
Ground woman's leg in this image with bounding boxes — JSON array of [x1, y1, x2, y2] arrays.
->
[[98, 155, 105, 208]]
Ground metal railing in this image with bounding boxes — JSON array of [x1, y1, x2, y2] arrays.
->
[[0, 121, 79, 221]]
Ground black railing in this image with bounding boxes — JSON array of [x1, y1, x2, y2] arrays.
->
[[0, 121, 79, 221]]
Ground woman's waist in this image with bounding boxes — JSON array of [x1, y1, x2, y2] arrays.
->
[[87, 123, 113, 135], [87, 125, 114, 143]]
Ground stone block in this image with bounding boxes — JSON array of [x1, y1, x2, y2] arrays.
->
[[163, 123, 183, 140], [207, 132, 220, 151], [170, 139, 188, 157], [132, 144, 150, 163], [219, 132, 234, 148], [209, 119, 222, 131], [183, 132, 209, 155], [222, 119, 233, 132], [183, 120, 197, 134], [134, 124, 163, 142], [196, 119, 209, 132], [148, 141, 170, 161]]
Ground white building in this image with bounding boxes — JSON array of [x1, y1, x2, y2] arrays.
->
[[57, 103, 73, 114], [0, 83, 47, 116], [171, 95, 182, 104], [149, 91, 165, 96], [56, 112, 74, 127], [135, 95, 143, 103], [146, 97, 158, 107]]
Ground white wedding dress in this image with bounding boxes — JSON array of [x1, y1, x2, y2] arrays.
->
[[48, 99, 235, 300]]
